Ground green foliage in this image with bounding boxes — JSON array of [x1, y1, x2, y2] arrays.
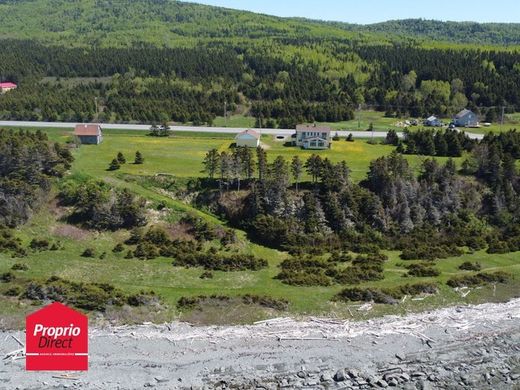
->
[[59, 179, 147, 231], [20, 276, 158, 312], [335, 282, 438, 304], [11, 263, 29, 271], [447, 271, 510, 287], [406, 263, 441, 277], [134, 151, 144, 165], [459, 261, 482, 271], [108, 158, 120, 171]]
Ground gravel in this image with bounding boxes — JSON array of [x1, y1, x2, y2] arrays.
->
[[1, 298, 519, 389]]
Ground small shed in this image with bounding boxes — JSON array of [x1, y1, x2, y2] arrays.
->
[[453, 109, 478, 127], [235, 129, 260, 148], [74, 124, 103, 145], [424, 115, 442, 127], [0, 82, 17, 93]]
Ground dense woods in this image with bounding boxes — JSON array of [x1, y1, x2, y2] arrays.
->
[[1, 34, 520, 124], [0, 130, 73, 227]]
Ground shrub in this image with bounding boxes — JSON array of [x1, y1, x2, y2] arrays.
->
[[11, 263, 29, 271], [400, 245, 463, 260], [458, 261, 481, 271], [276, 270, 332, 286], [29, 239, 50, 250], [134, 151, 144, 164], [99, 251, 107, 259], [447, 272, 510, 288], [81, 248, 95, 258], [0, 272, 15, 282], [406, 263, 440, 277], [346, 133, 354, 142], [112, 243, 124, 253], [4, 286, 21, 296], [242, 294, 289, 311], [108, 158, 120, 171], [200, 271, 214, 279], [124, 250, 134, 259], [117, 152, 126, 164], [126, 291, 158, 307], [175, 252, 267, 272], [335, 282, 438, 305], [134, 242, 159, 260]]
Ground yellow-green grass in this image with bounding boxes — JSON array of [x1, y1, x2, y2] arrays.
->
[[1, 204, 519, 322], [0, 126, 518, 325]]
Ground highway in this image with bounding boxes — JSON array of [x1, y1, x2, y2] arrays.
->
[[0, 120, 485, 140]]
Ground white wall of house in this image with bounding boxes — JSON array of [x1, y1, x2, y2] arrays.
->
[[236, 134, 260, 148]]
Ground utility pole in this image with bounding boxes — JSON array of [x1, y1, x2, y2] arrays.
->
[[500, 106, 505, 131], [94, 97, 99, 121], [224, 101, 227, 127]]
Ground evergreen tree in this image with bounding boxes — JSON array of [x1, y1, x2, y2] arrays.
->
[[290, 156, 303, 192], [202, 148, 220, 179], [108, 158, 120, 171], [134, 151, 144, 164], [117, 152, 126, 164], [256, 146, 268, 182], [304, 154, 323, 183]]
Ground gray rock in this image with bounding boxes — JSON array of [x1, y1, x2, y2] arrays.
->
[[297, 371, 306, 379], [411, 371, 426, 378], [387, 379, 398, 387], [320, 372, 333, 382], [348, 369, 360, 379], [399, 373, 410, 382], [376, 379, 388, 388], [334, 369, 347, 382], [395, 354, 405, 361], [510, 373, 520, 380]]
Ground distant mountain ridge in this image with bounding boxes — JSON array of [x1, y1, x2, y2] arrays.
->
[[0, 0, 519, 47]]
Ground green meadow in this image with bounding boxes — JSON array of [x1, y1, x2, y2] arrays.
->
[[0, 127, 518, 326]]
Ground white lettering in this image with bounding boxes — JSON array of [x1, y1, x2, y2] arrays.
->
[[32, 323, 81, 339]]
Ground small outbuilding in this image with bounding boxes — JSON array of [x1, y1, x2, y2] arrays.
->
[[235, 129, 260, 148], [74, 124, 103, 145], [453, 109, 478, 127], [0, 82, 17, 93], [424, 115, 442, 127]]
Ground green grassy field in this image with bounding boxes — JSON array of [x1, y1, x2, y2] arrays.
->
[[0, 126, 518, 326]]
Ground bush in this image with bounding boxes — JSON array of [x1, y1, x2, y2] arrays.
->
[[134, 242, 159, 260], [346, 133, 354, 142], [112, 243, 124, 253], [29, 239, 50, 250], [458, 261, 481, 271], [276, 270, 332, 286], [108, 158, 120, 171], [447, 272, 510, 288], [406, 263, 440, 277], [335, 282, 438, 305], [20, 277, 158, 312], [81, 248, 95, 258], [4, 286, 21, 296], [400, 245, 463, 260], [242, 294, 289, 311], [200, 271, 214, 279], [11, 263, 29, 271], [0, 272, 15, 282], [175, 252, 267, 271]]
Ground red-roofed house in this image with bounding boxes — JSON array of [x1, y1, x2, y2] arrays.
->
[[74, 124, 103, 145], [0, 82, 17, 93], [235, 129, 260, 148]]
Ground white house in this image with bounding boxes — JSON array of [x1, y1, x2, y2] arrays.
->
[[295, 124, 331, 150], [235, 129, 260, 148]]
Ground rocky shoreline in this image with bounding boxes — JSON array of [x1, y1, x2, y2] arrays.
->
[[1, 299, 519, 389]]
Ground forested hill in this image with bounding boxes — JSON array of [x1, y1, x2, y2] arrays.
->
[[355, 19, 520, 46], [0, 0, 519, 47]]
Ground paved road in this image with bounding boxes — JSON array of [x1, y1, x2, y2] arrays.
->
[[0, 120, 485, 140]]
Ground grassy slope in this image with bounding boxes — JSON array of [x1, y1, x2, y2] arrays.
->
[[0, 128, 519, 326]]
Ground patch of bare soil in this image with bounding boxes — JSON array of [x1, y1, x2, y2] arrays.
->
[[52, 224, 91, 240], [167, 222, 195, 241]]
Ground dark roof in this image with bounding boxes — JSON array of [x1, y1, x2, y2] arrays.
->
[[296, 124, 331, 133], [236, 129, 260, 140], [74, 124, 102, 136], [455, 109, 474, 119]]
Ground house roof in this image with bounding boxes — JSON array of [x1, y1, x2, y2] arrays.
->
[[455, 109, 474, 119], [0, 82, 17, 88], [296, 124, 331, 133], [236, 129, 260, 140], [74, 124, 102, 136], [426, 115, 438, 121]]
